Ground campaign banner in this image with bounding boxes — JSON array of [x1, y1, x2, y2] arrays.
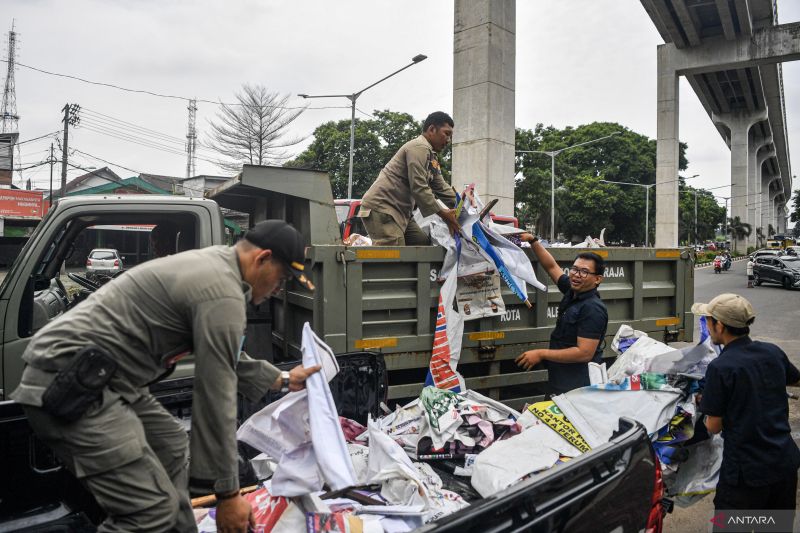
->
[[0, 189, 44, 218], [456, 272, 505, 321], [527, 401, 591, 454]]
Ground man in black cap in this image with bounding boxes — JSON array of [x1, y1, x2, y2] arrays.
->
[[11, 220, 319, 533]]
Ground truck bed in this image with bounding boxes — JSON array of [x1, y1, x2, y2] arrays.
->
[[1, 352, 660, 532]]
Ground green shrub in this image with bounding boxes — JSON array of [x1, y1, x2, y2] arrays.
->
[[696, 251, 717, 264]]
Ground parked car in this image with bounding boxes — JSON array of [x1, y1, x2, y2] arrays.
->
[[750, 248, 782, 261], [752, 256, 800, 289], [785, 245, 800, 257], [85, 248, 123, 277]]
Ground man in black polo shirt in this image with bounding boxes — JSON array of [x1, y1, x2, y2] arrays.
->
[[515, 235, 608, 395], [692, 293, 800, 513]]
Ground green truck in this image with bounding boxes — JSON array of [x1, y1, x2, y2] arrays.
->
[[209, 165, 696, 410]]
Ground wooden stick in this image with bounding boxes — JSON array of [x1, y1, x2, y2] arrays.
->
[[191, 485, 259, 508]]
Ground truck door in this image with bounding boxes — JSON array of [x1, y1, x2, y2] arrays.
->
[[0, 202, 218, 400]]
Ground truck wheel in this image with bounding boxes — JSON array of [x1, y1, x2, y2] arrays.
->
[[753, 273, 761, 286], [784, 277, 792, 290]]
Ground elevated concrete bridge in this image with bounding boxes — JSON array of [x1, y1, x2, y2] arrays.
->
[[450, 1, 795, 247], [641, 0, 796, 248]]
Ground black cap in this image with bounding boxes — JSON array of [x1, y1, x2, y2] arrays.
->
[[244, 220, 314, 290]]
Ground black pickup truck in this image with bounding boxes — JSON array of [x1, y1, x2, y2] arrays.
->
[[1, 354, 665, 532], [0, 193, 665, 532]]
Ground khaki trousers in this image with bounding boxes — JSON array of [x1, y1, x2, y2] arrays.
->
[[361, 209, 430, 246], [24, 390, 195, 532]]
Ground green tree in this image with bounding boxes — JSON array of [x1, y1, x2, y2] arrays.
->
[[790, 189, 800, 224], [726, 216, 752, 253], [286, 110, 441, 199], [555, 175, 618, 240], [515, 121, 688, 244], [678, 187, 726, 245]]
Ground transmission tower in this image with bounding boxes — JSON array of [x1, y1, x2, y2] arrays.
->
[[0, 21, 19, 134], [185, 99, 197, 179]]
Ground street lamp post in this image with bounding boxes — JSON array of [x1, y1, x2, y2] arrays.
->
[[718, 196, 731, 244], [299, 54, 427, 200], [688, 174, 699, 246], [516, 132, 621, 243], [600, 179, 656, 247]]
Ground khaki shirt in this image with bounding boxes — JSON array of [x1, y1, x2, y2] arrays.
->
[[360, 135, 456, 229], [11, 245, 281, 494]]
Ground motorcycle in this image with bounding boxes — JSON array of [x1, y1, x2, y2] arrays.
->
[[713, 258, 722, 274], [722, 256, 731, 271]]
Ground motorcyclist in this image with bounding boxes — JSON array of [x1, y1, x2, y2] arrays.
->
[[714, 255, 722, 274]]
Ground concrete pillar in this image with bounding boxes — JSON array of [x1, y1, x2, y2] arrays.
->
[[759, 175, 773, 240], [747, 135, 771, 248], [777, 201, 787, 234], [769, 188, 780, 235], [711, 110, 767, 252], [654, 46, 680, 248], [452, 0, 515, 215], [756, 148, 775, 244]]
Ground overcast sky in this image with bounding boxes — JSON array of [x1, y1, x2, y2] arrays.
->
[[4, 0, 799, 218]]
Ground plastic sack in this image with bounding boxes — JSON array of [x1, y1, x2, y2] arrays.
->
[[606, 335, 674, 382], [610, 324, 648, 355], [668, 434, 723, 507], [470, 427, 560, 498], [552, 387, 683, 448]]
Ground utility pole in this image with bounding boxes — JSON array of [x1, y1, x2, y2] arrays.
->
[[49, 142, 54, 208], [60, 103, 80, 197], [185, 99, 197, 180], [694, 190, 698, 246]]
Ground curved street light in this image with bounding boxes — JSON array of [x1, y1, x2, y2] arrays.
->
[[299, 54, 428, 200], [516, 131, 621, 242]]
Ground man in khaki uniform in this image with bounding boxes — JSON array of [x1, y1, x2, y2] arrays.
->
[[11, 220, 319, 533], [359, 111, 460, 245]]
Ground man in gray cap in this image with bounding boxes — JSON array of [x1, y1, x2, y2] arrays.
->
[[692, 293, 800, 517], [11, 220, 319, 533]]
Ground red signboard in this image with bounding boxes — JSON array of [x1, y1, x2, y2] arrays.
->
[[0, 189, 44, 218]]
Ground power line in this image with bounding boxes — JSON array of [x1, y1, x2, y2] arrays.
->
[[17, 130, 61, 145], [82, 110, 186, 144], [79, 116, 218, 159], [0, 58, 354, 112], [77, 123, 219, 165]]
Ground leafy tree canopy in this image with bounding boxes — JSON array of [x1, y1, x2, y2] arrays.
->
[[515, 121, 689, 244]]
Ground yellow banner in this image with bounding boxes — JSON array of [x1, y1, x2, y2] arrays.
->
[[528, 401, 591, 453]]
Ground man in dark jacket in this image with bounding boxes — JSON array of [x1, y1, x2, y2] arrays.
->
[[693, 293, 800, 517]]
